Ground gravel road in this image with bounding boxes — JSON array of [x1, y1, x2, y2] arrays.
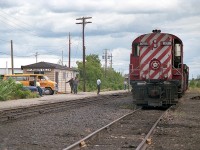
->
[[0, 93, 133, 150]]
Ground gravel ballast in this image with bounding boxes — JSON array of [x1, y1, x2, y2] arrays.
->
[[147, 89, 200, 150], [0, 93, 133, 150], [1, 89, 200, 150]]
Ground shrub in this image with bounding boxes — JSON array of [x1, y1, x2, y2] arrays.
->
[[196, 81, 200, 88], [189, 80, 196, 88], [0, 78, 38, 101]]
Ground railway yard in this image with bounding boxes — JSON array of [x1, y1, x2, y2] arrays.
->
[[0, 89, 200, 150]]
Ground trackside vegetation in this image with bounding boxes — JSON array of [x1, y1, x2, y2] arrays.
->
[[76, 54, 125, 92], [189, 78, 200, 88], [0, 78, 38, 101]]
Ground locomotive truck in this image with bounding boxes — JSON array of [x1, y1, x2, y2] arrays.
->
[[129, 29, 189, 107]]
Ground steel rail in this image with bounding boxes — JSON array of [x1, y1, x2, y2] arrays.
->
[[0, 94, 124, 122], [136, 107, 171, 150], [63, 108, 141, 150], [0, 100, 93, 122]]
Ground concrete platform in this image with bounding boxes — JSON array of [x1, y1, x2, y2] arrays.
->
[[0, 90, 129, 110]]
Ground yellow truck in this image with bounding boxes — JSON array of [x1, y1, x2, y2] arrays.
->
[[3, 74, 58, 95]]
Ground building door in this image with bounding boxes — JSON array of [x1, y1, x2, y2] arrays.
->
[[55, 72, 59, 84], [55, 72, 59, 91]]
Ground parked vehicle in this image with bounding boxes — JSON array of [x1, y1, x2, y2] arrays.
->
[[3, 74, 58, 95]]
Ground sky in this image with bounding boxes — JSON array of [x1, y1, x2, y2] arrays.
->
[[0, 0, 199, 79]]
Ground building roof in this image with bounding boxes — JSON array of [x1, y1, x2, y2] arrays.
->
[[21, 61, 77, 71]]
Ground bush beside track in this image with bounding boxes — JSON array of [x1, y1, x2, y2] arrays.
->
[[0, 78, 38, 101]]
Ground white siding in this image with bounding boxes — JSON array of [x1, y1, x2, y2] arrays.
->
[[55, 69, 76, 93]]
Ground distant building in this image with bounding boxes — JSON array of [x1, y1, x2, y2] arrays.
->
[[21, 62, 78, 93], [0, 68, 23, 76]]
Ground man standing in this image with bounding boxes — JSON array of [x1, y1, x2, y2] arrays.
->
[[124, 80, 127, 90], [36, 79, 43, 97], [66, 78, 74, 93], [73, 77, 79, 94], [97, 78, 101, 95]]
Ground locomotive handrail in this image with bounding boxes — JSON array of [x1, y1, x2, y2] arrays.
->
[[172, 66, 182, 75], [129, 64, 134, 74], [130, 64, 140, 74], [172, 66, 184, 92]]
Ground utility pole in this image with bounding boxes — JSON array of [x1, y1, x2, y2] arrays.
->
[[108, 53, 113, 69], [35, 52, 38, 63], [102, 49, 110, 77], [11, 40, 14, 74], [76, 16, 92, 92], [68, 32, 71, 68], [62, 50, 64, 66], [102, 49, 108, 71]]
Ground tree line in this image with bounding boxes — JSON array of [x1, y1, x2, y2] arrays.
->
[[76, 54, 125, 91]]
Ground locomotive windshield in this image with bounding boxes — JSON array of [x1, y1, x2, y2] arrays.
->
[[133, 43, 139, 57]]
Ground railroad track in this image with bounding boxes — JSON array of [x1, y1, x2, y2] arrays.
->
[[63, 107, 171, 150], [0, 93, 126, 123]]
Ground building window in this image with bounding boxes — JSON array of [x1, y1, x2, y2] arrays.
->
[[34, 71, 44, 74]]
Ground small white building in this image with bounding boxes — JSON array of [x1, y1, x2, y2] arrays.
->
[[21, 62, 78, 93]]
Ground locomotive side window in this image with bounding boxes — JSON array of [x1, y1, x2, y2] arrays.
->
[[175, 44, 181, 56], [133, 43, 139, 57], [174, 43, 182, 68]]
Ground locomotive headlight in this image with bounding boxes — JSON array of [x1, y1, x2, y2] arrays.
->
[[164, 74, 168, 79]]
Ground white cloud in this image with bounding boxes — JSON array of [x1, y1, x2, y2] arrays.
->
[[0, 0, 200, 78]]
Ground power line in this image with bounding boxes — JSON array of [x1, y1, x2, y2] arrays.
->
[[0, 10, 74, 57], [0, 10, 79, 63], [0, 17, 36, 36], [0, 10, 39, 37], [0, 10, 35, 30]]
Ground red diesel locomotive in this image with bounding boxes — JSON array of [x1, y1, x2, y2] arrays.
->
[[129, 29, 189, 107]]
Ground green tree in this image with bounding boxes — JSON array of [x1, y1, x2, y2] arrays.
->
[[76, 54, 124, 91]]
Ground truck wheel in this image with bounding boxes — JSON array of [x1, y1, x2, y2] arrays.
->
[[44, 88, 54, 95]]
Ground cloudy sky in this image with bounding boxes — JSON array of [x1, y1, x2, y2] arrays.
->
[[0, 0, 199, 78]]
